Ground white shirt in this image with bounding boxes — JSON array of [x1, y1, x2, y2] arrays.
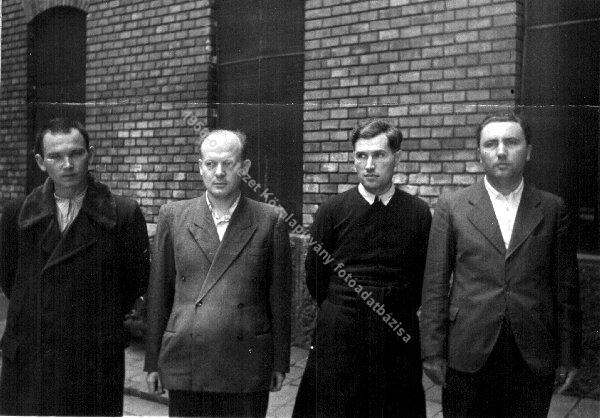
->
[[54, 189, 87, 233], [358, 183, 395, 206], [206, 192, 241, 241], [483, 176, 524, 249]]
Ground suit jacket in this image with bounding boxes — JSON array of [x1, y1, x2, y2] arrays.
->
[[419, 180, 581, 376], [144, 195, 292, 393], [0, 176, 149, 415]]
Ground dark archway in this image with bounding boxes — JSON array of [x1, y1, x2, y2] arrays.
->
[[27, 6, 86, 192]]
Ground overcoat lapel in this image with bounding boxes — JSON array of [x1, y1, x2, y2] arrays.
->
[[188, 198, 220, 263], [506, 185, 543, 260], [43, 214, 98, 272], [466, 181, 506, 256], [196, 197, 256, 302]]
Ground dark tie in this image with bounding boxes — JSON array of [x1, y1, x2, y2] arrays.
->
[[372, 195, 384, 210]]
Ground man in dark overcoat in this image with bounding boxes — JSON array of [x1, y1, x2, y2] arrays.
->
[[293, 120, 431, 417], [0, 118, 150, 416]]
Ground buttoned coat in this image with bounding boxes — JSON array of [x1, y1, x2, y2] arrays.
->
[[144, 196, 292, 393], [420, 180, 581, 376], [0, 176, 150, 416]]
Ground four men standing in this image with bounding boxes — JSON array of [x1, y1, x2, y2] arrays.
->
[[0, 113, 583, 416]]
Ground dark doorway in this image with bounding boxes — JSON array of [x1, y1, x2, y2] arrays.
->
[[521, 0, 600, 251], [214, 0, 304, 220], [27, 7, 86, 192]]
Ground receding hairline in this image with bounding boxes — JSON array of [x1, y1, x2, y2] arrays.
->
[[199, 130, 246, 159], [41, 128, 88, 152]]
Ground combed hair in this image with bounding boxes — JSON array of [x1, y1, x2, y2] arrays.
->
[[35, 118, 90, 156], [476, 110, 531, 145], [351, 120, 403, 152]]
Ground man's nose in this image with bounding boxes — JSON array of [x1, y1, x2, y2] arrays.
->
[[215, 163, 226, 176], [63, 156, 74, 168], [497, 143, 507, 157], [365, 156, 375, 170]]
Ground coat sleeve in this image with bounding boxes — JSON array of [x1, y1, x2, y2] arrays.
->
[[269, 213, 292, 373], [305, 201, 334, 306], [144, 204, 176, 373], [554, 199, 582, 368], [0, 201, 21, 299], [120, 202, 150, 316], [419, 196, 454, 360]]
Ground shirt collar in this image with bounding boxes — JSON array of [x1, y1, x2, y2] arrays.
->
[[205, 191, 241, 224], [484, 176, 524, 202], [54, 187, 87, 204], [358, 183, 395, 206]]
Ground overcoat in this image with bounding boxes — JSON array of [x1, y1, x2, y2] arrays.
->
[[144, 196, 292, 393], [0, 176, 149, 416], [420, 181, 581, 375]]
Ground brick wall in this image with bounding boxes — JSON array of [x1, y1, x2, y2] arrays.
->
[[302, 0, 523, 225], [0, 0, 215, 222], [0, 0, 28, 208], [87, 0, 214, 222]]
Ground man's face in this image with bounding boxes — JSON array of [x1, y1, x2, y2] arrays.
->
[[353, 133, 398, 196], [35, 129, 93, 196], [199, 132, 251, 201], [478, 121, 531, 186]]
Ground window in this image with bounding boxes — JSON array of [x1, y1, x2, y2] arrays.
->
[[521, 0, 600, 251], [27, 6, 86, 191], [214, 0, 304, 219]]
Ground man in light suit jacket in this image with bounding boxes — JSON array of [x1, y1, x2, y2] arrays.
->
[[420, 111, 581, 417], [144, 129, 292, 417]]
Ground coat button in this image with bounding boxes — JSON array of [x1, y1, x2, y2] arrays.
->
[[238, 303, 244, 308], [181, 276, 186, 281]]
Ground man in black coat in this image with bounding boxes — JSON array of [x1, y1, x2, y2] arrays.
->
[[0, 118, 150, 416], [293, 120, 431, 417]]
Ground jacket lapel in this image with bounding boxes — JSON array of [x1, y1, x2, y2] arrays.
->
[[43, 214, 98, 272], [466, 181, 506, 256], [506, 185, 543, 260], [188, 197, 221, 263], [196, 197, 257, 302]]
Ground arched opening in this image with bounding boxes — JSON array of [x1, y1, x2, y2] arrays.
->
[[27, 6, 86, 191]]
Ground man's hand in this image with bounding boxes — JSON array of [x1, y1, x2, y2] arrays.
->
[[270, 371, 285, 392], [146, 372, 164, 395], [555, 366, 578, 394], [423, 356, 447, 387]]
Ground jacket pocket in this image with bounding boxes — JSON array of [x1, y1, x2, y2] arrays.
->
[[0, 334, 19, 362]]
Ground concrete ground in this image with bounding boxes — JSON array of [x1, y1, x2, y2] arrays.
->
[[123, 342, 600, 417]]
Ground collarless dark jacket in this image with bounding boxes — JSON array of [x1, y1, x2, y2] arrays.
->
[[420, 180, 581, 375], [0, 176, 150, 416]]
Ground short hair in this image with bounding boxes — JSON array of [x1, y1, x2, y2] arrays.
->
[[351, 120, 403, 152], [199, 129, 248, 160], [34, 118, 90, 156], [476, 110, 531, 145]]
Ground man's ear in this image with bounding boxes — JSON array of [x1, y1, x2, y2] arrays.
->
[[526, 144, 532, 162], [87, 146, 96, 165], [240, 159, 251, 175], [198, 159, 204, 176], [34, 154, 47, 172]]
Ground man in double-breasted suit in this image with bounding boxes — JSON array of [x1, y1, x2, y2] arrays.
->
[[420, 111, 581, 417], [144, 129, 292, 417]]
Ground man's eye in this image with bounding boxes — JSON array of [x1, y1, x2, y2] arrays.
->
[[205, 161, 215, 168], [72, 149, 86, 157], [47, 154, 59, 160]]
